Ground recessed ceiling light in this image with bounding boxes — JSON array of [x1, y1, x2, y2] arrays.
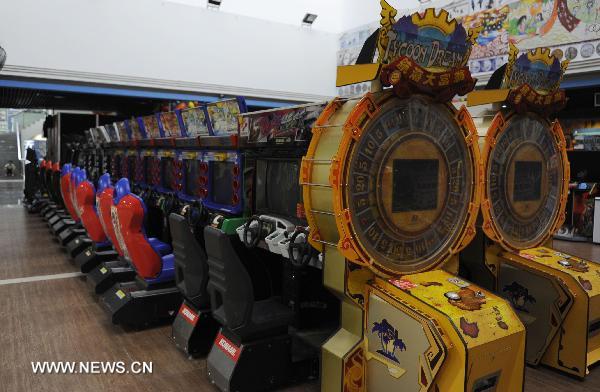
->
[[207, 0, 221, 9], [302, 13, 318, 26]]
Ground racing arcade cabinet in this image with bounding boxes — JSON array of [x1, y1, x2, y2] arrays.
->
[[100, 157, 182, 327], [205, 101, 341, 391], [170, 100, 247, 357]]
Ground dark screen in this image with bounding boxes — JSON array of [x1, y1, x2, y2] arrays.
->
[[256, 160, 300, 217], [392, 159, 439, 212], [144, 156, 153, 184], [161, 157, 175, 190], [185, 159, 199, 196], [513, 161, 542, 202], [112, 155, 121, 179], [127, 156, 136, 181], [211, 162, 234, 205]]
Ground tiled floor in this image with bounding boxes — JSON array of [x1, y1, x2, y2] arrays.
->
[[3, 204, 600, 391], [0, 179, 24, 206]]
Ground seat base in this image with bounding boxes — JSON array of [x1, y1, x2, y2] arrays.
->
[[58, 226, 86, 246], [26, 197, 48, 213], [40, 203, 57, 217], [207, 327, 319, 392], [41, 205, 58, 219], [74, 245, 119, 273], [171, 300, 220, 357], [100, 281, 182, 329], [48, 213, 65, 226], [86, 260, 135, 294], [66, 235, 92, 259], [50, 219, 75, 237]]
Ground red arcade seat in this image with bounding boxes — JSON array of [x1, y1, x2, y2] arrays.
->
[[113, 178, 174, 282], [83, 173, 136, 291], [74, 171, 108, 244], [59, 164, 79, 222], [96, 173, 124, 256]]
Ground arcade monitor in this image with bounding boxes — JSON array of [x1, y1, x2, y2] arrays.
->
[[210, 161, 234, 206], [255, 159, 300, 219], [160, 155, 175, 191]]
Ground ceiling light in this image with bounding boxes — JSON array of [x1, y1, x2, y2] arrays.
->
[[302, 13, 318, 26], [207, 0, 221, 9], [0, 45, 6, 71]]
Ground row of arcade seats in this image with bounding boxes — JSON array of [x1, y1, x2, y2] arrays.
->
[[23, 100, 340, 391]]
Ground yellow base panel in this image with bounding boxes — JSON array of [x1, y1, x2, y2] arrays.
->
[[499, 246, 600, 378], [339, 269, 527, 391]]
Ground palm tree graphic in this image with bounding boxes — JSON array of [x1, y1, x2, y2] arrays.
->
[[372, 319, 407, 363]]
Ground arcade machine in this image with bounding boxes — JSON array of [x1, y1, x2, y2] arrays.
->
[[85, 149, 160, 295], [299, 5, 526, 391], [170, 99, 248, 356], [99, 131, 183, 326], [25, 156, 49, 213], [204, 101, 345, 391], [23, 147, 41, 208], [99, 179, 182, 327], [461, 44, 600, 378], [65, 127, 123, 268], [65, 124, 121, 260], [83, 119, 148, 292], [54, 127, 111, 246]]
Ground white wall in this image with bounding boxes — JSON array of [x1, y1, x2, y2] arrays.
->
[[338, 0, 467, 32], [0, 0, 339, 102]]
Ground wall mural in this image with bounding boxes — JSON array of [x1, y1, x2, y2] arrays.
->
[[337, 23, 379, 96], [337, 0, 600, 88]]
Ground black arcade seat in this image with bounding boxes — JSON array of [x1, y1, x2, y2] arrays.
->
[[170, 213, 210, 309], [205, 226, 294, 341], [169, 213, 220, 356]]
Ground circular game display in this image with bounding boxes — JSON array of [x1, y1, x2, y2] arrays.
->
[[482, 112, 569, 250], [340, 95, 479, 274]]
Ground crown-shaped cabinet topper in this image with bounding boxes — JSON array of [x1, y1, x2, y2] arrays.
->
[[338, 1, 482, 103], [469, 43, 570, 115]]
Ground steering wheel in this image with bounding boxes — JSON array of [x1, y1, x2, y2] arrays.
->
[[243, 216, 263, 248], [288, 227, 315, 268], [187, 200, 210, 231]]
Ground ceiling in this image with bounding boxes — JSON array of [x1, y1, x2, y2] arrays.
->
[[164, 0, 425, 33]]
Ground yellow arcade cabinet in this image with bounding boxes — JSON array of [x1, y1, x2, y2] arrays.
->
[[462, 44, 600, 378], [301, 3, 525, 391]]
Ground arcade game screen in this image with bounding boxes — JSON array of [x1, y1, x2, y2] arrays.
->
[[185, 159, 200, 196], [255, 159, 300, 217], [161, 157, 175, 190], [112, 154, 122, 179], [513, 161, 542, 202], [392, 159, 439, 212], [211, 161, 234, 205], [127, 156, 137, 182], [144, 156, 154, 185]]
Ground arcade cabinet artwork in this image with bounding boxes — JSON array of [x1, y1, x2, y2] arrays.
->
[[303, 4, 525, 391], [462, 44, 600, 378]]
